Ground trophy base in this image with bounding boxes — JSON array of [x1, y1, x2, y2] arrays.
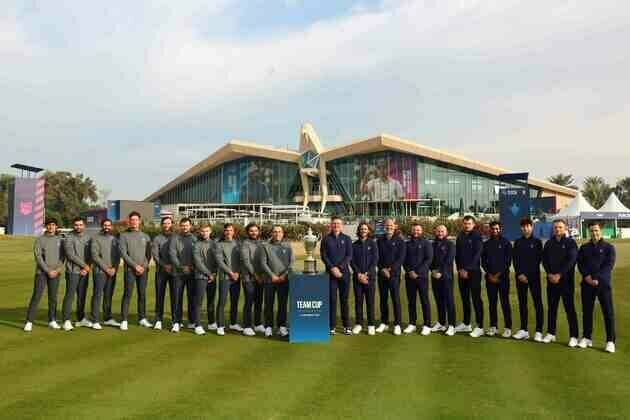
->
[[303, 259, 317, 275]]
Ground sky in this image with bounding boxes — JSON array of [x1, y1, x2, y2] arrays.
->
[[2, 0, 629, 201]]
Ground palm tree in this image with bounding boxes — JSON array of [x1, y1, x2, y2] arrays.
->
[[582, 176, 612, 209], [615, 177, 630, 208], [547, 173, 578, 189]]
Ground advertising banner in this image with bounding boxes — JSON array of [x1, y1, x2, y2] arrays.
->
[[499, 187, 530, 241], [8, 177, 45, 236], [289, 273, 330, 344]]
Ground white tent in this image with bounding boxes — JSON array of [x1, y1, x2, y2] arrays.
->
[[598, 192, 630, 213], [552, 191, 597, 219]]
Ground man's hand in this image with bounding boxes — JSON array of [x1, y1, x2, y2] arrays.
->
[[106, 267, 116, 277], [48, 270, 59, 279], [359, 273, 369, 285], [79, 268, 88, 276], [431, 270, 442, 280], [183, 265, 192, 274], [135, 265, 145, 276], [486, 273, 497, 284], [409, 271, 418, 280], [585, 275, 599, 287], [330, 267, 343, 279], [164, 264, 173, 274], [271, 274, 282, 283], [254, 274, 263, 285], [547, 273, 560, 284], [517, 274, 528, 284], [229, 271, 240, 281], [458, 269, 468, 280], [381, 268, 391, 279], [207, 274, 215, 283]]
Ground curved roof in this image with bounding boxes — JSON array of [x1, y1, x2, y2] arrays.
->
[[144, 133, 577, 201]]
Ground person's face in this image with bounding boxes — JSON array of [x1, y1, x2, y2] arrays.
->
[[45, 222, 57, 235], [377, 165, 387, 180], [224, 226, 235, 240], [330, 219, 343, 235], [553, 222, 566, 237], [180, 221, 191, 234], [520, 224, 533, 237], [200, 227, 211, 240], [411, 225, 423, 238], [102, 221, 113, 234], [73, 220, 85, 233], [490, 224, 501, 237], [247, 226, 260, 240], [589, 225, 602, 242], [161, 218, 173, 233], [129, 215, 140, 230], [434, 226, 447, 240], [384, 220, 396, 235], [271, 227, 284, 242], [358, 224, 370, 239], [462, 219, 475, 232]]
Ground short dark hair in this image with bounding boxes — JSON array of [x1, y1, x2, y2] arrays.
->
[[410, 221, 423, 229], [160, 216, 173, 224], [520, 217, 533, 227], [330, 215, 343, 222], [72, 216, 84, 224], [271, 224, 284, 232], [100, 218, 113, 227], [553, 219, 567, 226], [356, 221, 373, 238], [44, 217, 58, 226], [245, 222, 260, 232], [223, 223, 234, 230], [462, 215, 476, 223], [199, 223, 211, 230], [180, 217, 192, 225], [489, 220, 501, 228], [588, 221, 601, 228], [128, 211, 141, 220]]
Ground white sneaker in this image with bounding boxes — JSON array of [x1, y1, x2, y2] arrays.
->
[[375, 323, 389, 333], [421, 326, 432, 336], [431, 322, 446, 332], [568, 337, 579, 348], [187, 323, 195, 330], [367, 325, 376, 336], [194, 326, 206, 336], [91, 322, 103, 330], [154, 321, 163, 331], [139, 318, 153, 328], [502, 328, 512, 338], [24, 322, 33, 332], [104, 319, 121, 327], [208, 322, 218, 331], [279, 326, 289, 337], [513, 330, 529, 340], [393, 325, 402, 336], [605, 342, 616, 353], [487, 326, 497, 337], [445, 325, 455, 336], [403, 324, 417, 334], [76, 318, 93, 328], [254, 324, 266, 333], [534, 332, 544, 342], [470, 327, 485, 338], [243, 327, 256, 337], [217, 327, 225, 336], [578, 338, 592, 349], [63, 320, 74, 331], [542, 333, 556, 344], [120, 320, 128, 331], [265, 326, 273, 337], [454, 323, 472, 333], [171, 323, 180, 333], [352, 324, 363, 335], [330, 329, 336, 335], [229, 324, 244, 332], [343, 327, 353, 335], [48, 320, 61, 330]]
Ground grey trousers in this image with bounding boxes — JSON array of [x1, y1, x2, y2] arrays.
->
[[91, 271, 116, 323], [26, 273, 60, 322], [62, 272, 89, 322], [121, 267, 147, 321]]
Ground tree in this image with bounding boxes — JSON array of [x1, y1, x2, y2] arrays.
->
[[582, 176, 612, 209], [44, 171, 98, 226], [614, 177, 630, 208], [548, 173, 578, 189], [0, 174, 15, 226]]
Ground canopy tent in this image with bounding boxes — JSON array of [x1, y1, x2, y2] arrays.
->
[[598, 192, 630, 213], [551, 191, 596, 219], [578, 193, 630, 238]]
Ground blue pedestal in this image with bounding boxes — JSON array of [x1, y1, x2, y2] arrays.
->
[[289, 273, 330, 344]]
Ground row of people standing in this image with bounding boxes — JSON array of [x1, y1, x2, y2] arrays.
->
[[321, 215, 616, 352], [24, 212, 294, 338]]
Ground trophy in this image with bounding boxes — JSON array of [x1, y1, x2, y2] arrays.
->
[[303, 227, 318, 274]]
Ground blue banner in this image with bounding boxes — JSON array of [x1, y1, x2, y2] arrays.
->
[[289, 273, 330, 344], [499, 188, 530, 241]]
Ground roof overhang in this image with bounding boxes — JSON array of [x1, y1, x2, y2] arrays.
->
[[144, 140, 300, 201]]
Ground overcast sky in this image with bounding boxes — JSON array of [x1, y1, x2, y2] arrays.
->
[[2, 0, 629, 200]]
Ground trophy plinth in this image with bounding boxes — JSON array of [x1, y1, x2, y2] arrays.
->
[[303, 227, 318, 275]]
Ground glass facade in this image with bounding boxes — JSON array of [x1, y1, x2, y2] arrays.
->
[[157, 157, 299, 205], [328, 151, 541, 215]]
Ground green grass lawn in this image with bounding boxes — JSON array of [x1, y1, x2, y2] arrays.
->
[[1, 236, 629, 420]]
